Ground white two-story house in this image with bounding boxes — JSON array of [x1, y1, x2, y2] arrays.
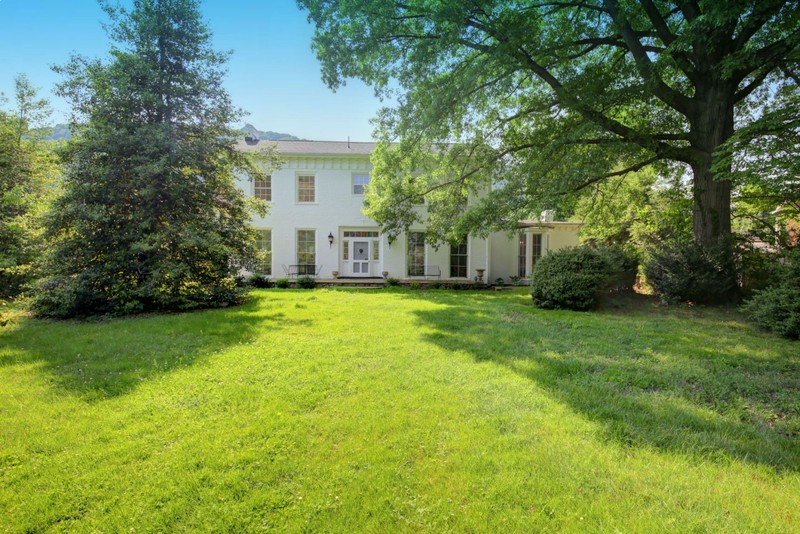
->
[[236, 139, 580, 282]]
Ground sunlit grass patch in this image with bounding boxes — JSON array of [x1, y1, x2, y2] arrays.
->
[[1, 289, 798, 531]]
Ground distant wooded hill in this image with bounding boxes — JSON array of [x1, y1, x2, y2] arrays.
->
[[43, 123, 300, 142], [239, 124, 300, 141]]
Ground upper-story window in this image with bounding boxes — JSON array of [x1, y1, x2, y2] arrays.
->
[[297, 175, 315, 203], [254, 177, 271, 201], [353, 174, 370, 195]]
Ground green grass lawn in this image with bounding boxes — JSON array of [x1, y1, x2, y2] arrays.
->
[[1, 289, 798, 532]]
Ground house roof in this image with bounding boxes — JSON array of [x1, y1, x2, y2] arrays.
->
[[519, 220, 583, 228], [235, 139, 377, 156]]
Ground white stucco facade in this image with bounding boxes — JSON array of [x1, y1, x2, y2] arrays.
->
[[236, 140, 581, 281]]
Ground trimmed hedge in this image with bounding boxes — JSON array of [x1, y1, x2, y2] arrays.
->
[[530, 247, 615, 311]]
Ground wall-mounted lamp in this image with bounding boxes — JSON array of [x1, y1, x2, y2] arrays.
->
[[328, 232, 334, 247]]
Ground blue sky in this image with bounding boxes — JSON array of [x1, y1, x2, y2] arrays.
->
[[0, 0, 387, 140]]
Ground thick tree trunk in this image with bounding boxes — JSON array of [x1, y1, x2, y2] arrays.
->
[[689, 85, 734, 246], [691, 159, 732, 246]]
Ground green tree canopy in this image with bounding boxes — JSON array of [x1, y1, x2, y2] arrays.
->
[[299, 0, 799, 247], [0, 75, 59, 298], [35, 0, 275, 317]]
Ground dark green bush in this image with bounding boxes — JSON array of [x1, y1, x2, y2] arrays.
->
[[738, 245, 784, 297], [596, 245, 639, 291], [296, 276, 317, 289], [244, 273, 273, 288], [275, 278, 291, 289], [741, 252, 800, 339], [384, 276, 400, 287], [643, 240, 739, 304], [530, 247, 615, 311]]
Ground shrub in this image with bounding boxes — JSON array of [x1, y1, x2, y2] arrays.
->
[[244, 273, 273, 288], [296, 276, 317, 289], [596, 245, 639, 291], [530, 247, 615, 311], [384, 276, 400, 287], [410, 282, 421, 290], [644, 240, 739, 304], [738, 245, 784, 298], [275, 278, 291, 289], [741, 252, 800, 339], [494, 277, 505, 286]]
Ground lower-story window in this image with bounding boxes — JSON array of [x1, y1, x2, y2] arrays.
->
[[450, 238, 468, 278], [408, 232, 425, 276], [297, 229, 316, 275], [255, 229, 272, 275], [518, 233, 527, 278], [531, 234, 543, 269]]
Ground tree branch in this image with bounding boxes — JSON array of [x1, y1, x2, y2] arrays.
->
[[602, 0, 695, 116], [572, 156, 661, 191], [639, 0, 676, 45], [734, 66, 775, 103]]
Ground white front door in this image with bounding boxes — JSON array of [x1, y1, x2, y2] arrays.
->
[[352, 240, 370, 276]]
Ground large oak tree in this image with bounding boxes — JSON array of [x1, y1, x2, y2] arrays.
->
[[299, 0, 799, 247]]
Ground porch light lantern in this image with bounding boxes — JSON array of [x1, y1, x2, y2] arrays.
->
[[328, 232, 334, 247]]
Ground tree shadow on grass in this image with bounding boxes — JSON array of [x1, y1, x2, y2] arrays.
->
[[406, 290, 800, 472], [0, 294, 284, 401]]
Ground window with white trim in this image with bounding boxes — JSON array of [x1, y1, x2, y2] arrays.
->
[[255, 229, 272, 275], [531, 234, 543, 269], [254, 177, 271, 201], [518, 233, 527, 278], [408, 232, 425, 276], [450, 238, 468, 278], [297, 229, 316, 274], [353, 174, 370, 195], [297, 175, 315, 203]]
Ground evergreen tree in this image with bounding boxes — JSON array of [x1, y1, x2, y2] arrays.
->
[[34, 0, 271, 317]]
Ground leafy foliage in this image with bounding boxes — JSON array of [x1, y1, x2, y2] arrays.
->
[[300, 0, 799, 258], [718, 86, 800, 248], [643, 240, 740, 305], [530, 247, 615, 311], [741, 252, 800, 339], [0, 76, 59, 298], [574, 168, 693, 250], [275, 278, 290, 289], [33, 0, 275, 317]]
